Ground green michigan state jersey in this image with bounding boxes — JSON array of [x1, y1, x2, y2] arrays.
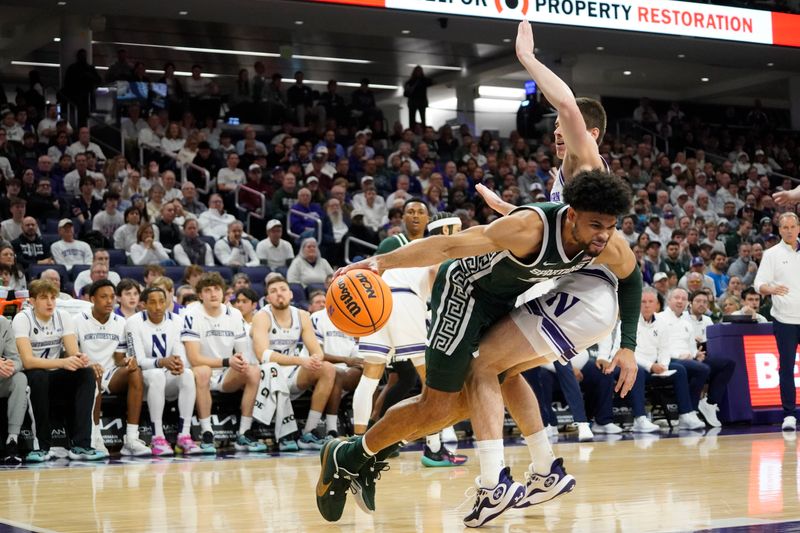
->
[[460, 202, 593, 302], [375, 233, 411, 255]]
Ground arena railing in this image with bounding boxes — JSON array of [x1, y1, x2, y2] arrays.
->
[[343, 236, 378, 264], [137, 143, 211, 194], [615, 118, 670, 156], [286, 209, 322, 244], [234, 184, 267, 235]]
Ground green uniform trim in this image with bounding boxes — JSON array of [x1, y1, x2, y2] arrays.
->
[[617, 263, 642, 351]]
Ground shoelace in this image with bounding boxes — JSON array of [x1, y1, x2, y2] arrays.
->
[[456, 484, 484, 511], [365, 460, 390, 485]]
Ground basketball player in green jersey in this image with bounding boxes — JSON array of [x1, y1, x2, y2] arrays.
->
[[317, 169, 640, 522]]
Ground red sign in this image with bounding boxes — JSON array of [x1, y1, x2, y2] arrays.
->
[[743, 335, 800, 408]]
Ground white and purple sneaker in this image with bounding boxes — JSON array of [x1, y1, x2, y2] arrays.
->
[[514, 458, 576, 509], [463, 467, 525, 528]]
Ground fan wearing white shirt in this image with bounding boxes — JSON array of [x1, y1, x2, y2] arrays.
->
[[251, 276, 334, 449], [754, 212, 800, 431], [13, 279, 104, 462], [214, 221, 260, 266], [51, 219, 93, 271], [76, 280, 150, 457], [732, 288, 768, 324], [66, 127, 106, 161], [182, 272, 263, 454], [127, 287, 201, 456], [685, 291, 715, 345], [198, 194, 237, 241], [73, 250, 121, 298], [256, 219, 294, 269]]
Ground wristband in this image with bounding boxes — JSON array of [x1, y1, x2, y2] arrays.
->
[[155, 359, 161, 369], [222, 358, 230, 368], [261, 349, 275, 363]]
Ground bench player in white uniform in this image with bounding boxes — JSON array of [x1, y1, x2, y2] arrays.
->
[[76, 279, 150, 457], [304, 307, 361, 437], [126, 286, 201, 456], [182, 272, 262, 454], [13, 279, 105, 462], [251, 275, 333, 450]]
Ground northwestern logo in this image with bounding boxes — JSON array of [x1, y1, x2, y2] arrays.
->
[[354, 272, 377, 299], [336, 278, 362, 317]]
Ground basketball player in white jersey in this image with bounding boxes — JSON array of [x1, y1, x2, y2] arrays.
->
[[251, 275, 333, 450], [304, 302, 361, 437], [182, 272, 264, 454], [127, 287, 200, 456], [14, 279, 105, 462], [76, 279, 150, 457]]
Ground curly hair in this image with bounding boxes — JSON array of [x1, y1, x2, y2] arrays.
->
[[563, 170, 631, 217]]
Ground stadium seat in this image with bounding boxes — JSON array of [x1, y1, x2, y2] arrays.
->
[[163, 266, 185, 286], [289, 283, 308, 308], [250, 282, 265, 298], [108, 249, 127, 267], [41, 233, 59, 247], [70, 264, 90, 282], [238, 266, 270, 283], [306, 283, 326, 295], [207, 266, 233, 282], [115, 265, 145, 283], [27, 264, 68, 284], [200, 235, 216, 250], [44, 218, 60, 233], [274, 266, 288, 277]]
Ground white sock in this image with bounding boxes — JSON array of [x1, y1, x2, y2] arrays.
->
[[524, 430, 556, 474], [476, 439, 505, 488], [200, 417, 213, 434], [441, 425, 458, 443], [178, 371, 196, 435], [239, 416, 253, 435], [326, 414, 338, 434], [352, 376, 379, 427], [92, 423, 101, 438], [6, 434, 17, 444], [304, 410, 323, 434], [126, 424, 139, 442], [152, 419, 164, 438], [426, 433, 442, 453]]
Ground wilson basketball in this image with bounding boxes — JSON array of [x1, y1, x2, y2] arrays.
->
[[326, 269, 392, 337]]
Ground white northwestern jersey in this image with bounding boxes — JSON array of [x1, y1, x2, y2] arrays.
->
[[180, 304, 248, 360], [304, 310, 358, 359], [74, 311, 127, 370], [12, 308, 75, 360], [379, 234, 432, 300], [259, 305, 303, 356], [549, 158, 611, 203], [126, 311, 186, 370]]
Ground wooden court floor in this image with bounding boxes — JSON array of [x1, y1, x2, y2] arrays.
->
[[1, 430, 800, 532]]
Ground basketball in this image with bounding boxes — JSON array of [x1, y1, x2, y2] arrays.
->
[[326, 269, 392, 337]]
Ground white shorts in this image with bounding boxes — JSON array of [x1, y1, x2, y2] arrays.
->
[[142, 368, 192, 401], [210, 368, 233, 392], [511, 266, 619, 365], [359, 290, 427, 364], [100, 366, 120, 394], [283, 366, 305, 400]]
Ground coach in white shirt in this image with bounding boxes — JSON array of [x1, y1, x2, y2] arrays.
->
[[754, 212, 800, 431]]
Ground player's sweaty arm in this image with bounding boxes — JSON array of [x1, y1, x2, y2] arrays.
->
[[515, 20, 601, 170], [369, 210, 543, 273]]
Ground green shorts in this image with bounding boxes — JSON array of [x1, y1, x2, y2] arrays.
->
[[425, 260, 515, 393]]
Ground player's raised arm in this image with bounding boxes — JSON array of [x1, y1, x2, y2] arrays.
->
[[339, 209, 544, 275], [773, 184, 800, 206], [476, 183, 516, 216], [515, 20, 600, 167]]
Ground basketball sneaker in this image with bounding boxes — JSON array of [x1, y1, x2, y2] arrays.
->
[[91, 434, 110, 458], [352, 456, 390, 513], [3, 439, 21, 465], [50, 446, 69, 459], [783, 416, 797, 431], [298, 432, 324, 450], [175, 434, 202, 455], [68, 447, 107, 461], [121, 436, 152, 457], [591, 422, 623, 434], [234, 431, 268, 453], [514, 458, 576, 509], [698, 398, 722, 428], [25, 449, 52, 463], [317, 438, 358, 522], [632, 416, 660, 433], [421, 444, 468, 467], [199, 431, 217, 455], [463, 467, 525, 528], [150, 435, 174, 457], [278, 437, 299, 452], [678, 411, 705, 430]]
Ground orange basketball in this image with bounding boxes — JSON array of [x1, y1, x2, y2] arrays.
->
[[326, 269, 392, 337]]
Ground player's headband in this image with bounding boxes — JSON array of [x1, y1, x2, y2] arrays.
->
[[427, 217, 461, 231]]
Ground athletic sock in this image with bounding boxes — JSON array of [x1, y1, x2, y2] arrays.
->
[[180, 418, 192, 436], [239, 416, 253, 435], [304, 410, 323, 434], [336, 436, 374, 471], [152, 419, 165, 438], [425, 433, 442, 453], [6, 434, 17, 444], [325, 414, 338, 435], [200, 418, 213, 434], [524, 430, 556, 475], [126, 424, 139, 442], [477, 439, 505, 488]]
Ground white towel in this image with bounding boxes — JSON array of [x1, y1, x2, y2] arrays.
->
[[253, 362, 298, 440]]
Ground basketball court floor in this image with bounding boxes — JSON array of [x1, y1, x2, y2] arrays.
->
[[0, 427, 798, 532]]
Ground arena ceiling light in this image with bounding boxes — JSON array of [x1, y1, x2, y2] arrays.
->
[[701, 77, 710, 82], [475, 98, 522, 113], [95, 41, 372, 64], [11, 61, 59, 68], [596, 46, 605, 51], [623, 70, 632, 76], [281, 78, 399, 90], [477, 85, 526, 99], [11, 61, 223, 78], [406, 63, 461, 72]]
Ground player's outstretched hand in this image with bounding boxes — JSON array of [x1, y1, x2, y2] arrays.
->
[[773, 186, 800, 206], [516, 19, 535, 59], [476, 183, 514, 216], [607, 347, 637, 398], [333, 256, 381, 280]]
